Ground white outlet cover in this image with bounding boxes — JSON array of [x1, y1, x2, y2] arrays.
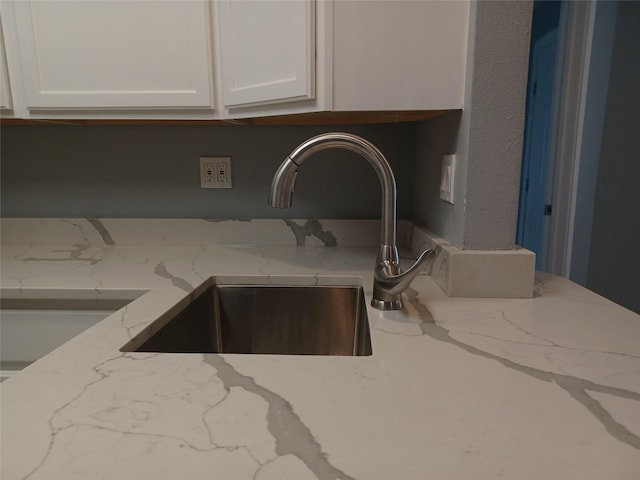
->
[[440, 154, 455, 204], [200, 157, 232, 189]]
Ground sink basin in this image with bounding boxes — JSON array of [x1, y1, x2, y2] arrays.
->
[[121, 279, 372, 356]]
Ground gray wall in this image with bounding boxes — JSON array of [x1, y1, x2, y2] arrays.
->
[[569, 1, 617, 285], [1, 123, 417, 219], [414, 1, 532, 249], [587, 1, 640, 314], [462, 1, 531, 250], [414, 111, 461, 241]]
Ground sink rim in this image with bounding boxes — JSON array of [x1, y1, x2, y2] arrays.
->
[[120, 275, 372, 356]]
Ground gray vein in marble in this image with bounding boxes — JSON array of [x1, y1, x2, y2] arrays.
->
[[10, 246, 31, 260], [22, 352, 127, 480], [499, 310, 555, 345], [433, 256, 448, 284], [153, 262, 194, 293], [405, 289, 640, 450], [254, 247, 274, 281], [23, 352, 265, 478], [204, 355, 357, 480], [36, 423, 260, 468], [87, 218, 115, 245], [203, 218, 252, 223], [372, 327, 423, 337], [451, 322, 640, 359], [253, 457, 279, 480], [283, 219, 338, 247], [22, 244, 102, 266], [62, 219, 92, 245], [118, 305, 135, 339], [535, 274, 627, 307], [115, 249, 150, 265], [371, 324, 423, 337], [188, 246, 207, 283], [435, 306, 640, 359], [202, 390, 231, 447], [533, 277, 547, 297]]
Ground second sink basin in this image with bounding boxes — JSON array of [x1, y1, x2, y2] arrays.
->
[[121, 278, 372, 356]]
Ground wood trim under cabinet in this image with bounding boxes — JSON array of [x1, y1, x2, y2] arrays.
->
[[0, 110, 454, 127]]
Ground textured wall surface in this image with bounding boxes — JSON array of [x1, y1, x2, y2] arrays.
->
[[414, 1, 532, 249], [462, 1, 533, 250], [413, 112, 462, 242], [1, 123, 417, 219]]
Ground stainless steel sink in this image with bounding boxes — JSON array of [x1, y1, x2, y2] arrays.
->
[[121, 281, 372, 356]]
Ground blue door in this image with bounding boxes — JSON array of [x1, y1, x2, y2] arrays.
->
[[517, 27, 558, 269]]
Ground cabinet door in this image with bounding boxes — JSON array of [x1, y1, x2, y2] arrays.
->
[[217, 0, 315, 109], [0, 21, 12, 111], [12, 0, 213, 111], [332, 1, 467, 110]]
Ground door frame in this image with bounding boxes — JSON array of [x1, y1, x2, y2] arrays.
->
[[542, 0, 595, 276]]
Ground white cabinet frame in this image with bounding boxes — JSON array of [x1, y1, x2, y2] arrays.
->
[[0, 21, 12, 111]]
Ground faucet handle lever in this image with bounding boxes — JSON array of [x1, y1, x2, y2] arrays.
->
[[372, 247, 439, 309], [376, 248, 437, 294]]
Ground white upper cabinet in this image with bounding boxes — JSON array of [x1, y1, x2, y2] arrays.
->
[[0, 0, 469, 120], [218, 0, 469, 119], [217, 0, 315, 109], [332, 1, 468, 111], [6, 0, 214, 112], [0, 21, 12, 111]]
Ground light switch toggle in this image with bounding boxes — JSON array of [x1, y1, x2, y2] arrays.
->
[[440, 154, 456, 204], [200, 157, 232, 189]]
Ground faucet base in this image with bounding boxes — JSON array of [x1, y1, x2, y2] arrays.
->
[[370, 298, 403, 311]]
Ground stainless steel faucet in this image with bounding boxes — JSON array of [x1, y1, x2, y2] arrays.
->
[[269, 132, 437, 310]]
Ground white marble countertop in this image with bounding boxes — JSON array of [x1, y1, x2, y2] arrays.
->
[[1, 219, 639, 480]]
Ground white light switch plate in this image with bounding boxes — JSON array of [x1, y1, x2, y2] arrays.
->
[[200, 157, 232, 188], [440, 154, 456, 204]]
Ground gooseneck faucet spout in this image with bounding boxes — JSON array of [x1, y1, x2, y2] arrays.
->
[[269, 132, 436, 310]]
